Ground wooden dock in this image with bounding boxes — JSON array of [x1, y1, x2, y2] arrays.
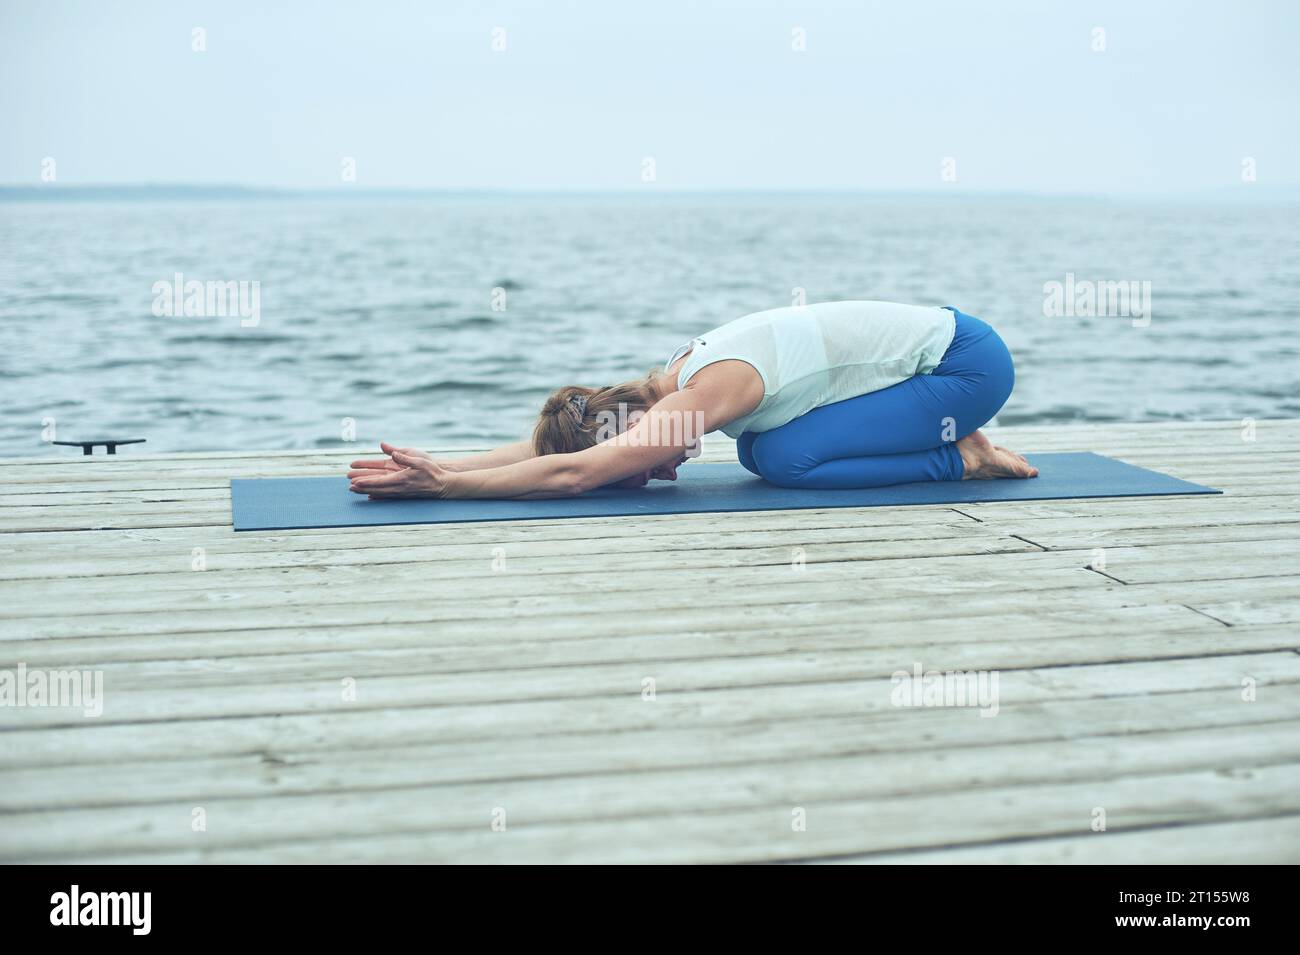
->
[[2, 418, 1298, 864]]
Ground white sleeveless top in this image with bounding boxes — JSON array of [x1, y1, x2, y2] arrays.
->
[[664, 301, 957, 438]]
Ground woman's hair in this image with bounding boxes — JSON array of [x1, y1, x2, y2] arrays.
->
[[532, 371, 661, 456]]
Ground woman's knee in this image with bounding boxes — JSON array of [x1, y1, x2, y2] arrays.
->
[[736, 432, 762, 476], [749, 434, 810, 487], [958, 335, 1015, 435], [986, 337, 1015, 417]]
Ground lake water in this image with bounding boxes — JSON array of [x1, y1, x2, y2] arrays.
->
[[2, 195, 1297, 456]]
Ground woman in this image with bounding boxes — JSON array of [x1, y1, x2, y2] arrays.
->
[[348, 301, 1038, 499]]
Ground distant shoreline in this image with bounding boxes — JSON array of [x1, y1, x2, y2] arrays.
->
[[3, 184, 1298, 204]]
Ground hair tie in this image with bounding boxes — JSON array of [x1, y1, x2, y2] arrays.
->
[[567, 394, 588, 423]]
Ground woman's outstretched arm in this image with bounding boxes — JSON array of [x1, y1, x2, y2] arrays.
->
[[348, 439, 535, 478], [350, 418, 688, 499], [351, 389, 723, 500], [349, 360, 759, 500], [432, 439, 536, 471]]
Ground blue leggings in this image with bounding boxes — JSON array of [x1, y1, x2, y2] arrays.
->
[[736, 308, 1015, 489]]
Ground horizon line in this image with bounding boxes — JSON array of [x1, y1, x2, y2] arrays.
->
[[3, 182, 1298, 202]]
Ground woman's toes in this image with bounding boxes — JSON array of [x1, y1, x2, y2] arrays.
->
[[996, 445, 1031, 464]]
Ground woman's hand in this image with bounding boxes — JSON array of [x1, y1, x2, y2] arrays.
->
[[348, 442, 436, 476], [347, 443, 455, 499]]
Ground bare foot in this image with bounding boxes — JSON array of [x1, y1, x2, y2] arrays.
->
[[955, 430, 1039, 480]]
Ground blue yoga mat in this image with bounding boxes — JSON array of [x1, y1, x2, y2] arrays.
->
[[230, 453, 1220, 531]]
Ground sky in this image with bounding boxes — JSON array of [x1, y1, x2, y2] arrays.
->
[[1, 0, 1297, 194]]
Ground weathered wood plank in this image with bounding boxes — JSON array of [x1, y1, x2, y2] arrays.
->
[[19, 624, 1285, 696], [5, 512, 1300, 584], [5, 534, 1296, 609], [820, 815, 1300, 864], [4, 674, 1286, 771], [0, 602, 1211, 665], [9, 568, 1300, 642], [5, 722, 1298, 861], [0, 521, 1030, 583], [7, 694, 1298, 815], [21, 762, 1300, 864], [2, 648, 1292, 730]]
